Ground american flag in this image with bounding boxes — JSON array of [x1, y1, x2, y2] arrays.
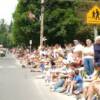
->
[[28, 11, 36, 20]]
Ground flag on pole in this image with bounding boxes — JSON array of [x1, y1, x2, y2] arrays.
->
[[28, 11, 36, 20]]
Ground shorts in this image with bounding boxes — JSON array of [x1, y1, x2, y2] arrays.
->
[[75, 83, 83, 93]]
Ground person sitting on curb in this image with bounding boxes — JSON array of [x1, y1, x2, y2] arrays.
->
[[81, 63, 100, 100], [65, 69, 83, 96]]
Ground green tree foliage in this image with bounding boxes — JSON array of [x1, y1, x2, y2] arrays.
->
[[0, 19, 14, 48], [12, 0, 40, 47], [0, 19, 9, 46], [45, 0, 80, 45], [12, 0, 100, 46], [0, 19, 7, 34]]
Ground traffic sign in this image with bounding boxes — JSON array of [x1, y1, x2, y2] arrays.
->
[[86, 5, 100, 24]]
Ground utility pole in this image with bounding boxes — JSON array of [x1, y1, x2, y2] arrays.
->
[[40, 0, 45, 47], [93, 25, 98, 41], [29, 40, 32, 53]]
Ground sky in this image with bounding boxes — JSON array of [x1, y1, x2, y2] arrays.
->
[[0, 0, 18, 25]]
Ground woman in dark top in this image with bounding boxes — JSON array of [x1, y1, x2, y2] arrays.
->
[[94, 36, 100, 66]]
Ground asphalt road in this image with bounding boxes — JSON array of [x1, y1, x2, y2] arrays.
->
[[0, 53, 76, 100]]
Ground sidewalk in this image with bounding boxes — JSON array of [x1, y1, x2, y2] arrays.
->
[[32, 76, 77, 100]]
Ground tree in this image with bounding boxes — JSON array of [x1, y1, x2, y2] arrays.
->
[[0, 19, 8, 34], [44, 0, 80, 45], [12, 0, 100, 47], [0, 19, 9, 46], [12, 0, 80, 46], [12, 0, 40, 47]]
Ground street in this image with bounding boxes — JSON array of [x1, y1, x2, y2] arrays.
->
[[0, 53, 75, 100], [0, 0, 100, 100]]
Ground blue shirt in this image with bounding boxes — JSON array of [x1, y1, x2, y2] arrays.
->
[[73, 75, 83, 84]]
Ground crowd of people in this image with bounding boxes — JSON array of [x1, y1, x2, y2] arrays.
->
[[11, 36, 100, 100]]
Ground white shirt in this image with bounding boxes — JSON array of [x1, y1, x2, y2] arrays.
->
[[73, 44, 84, 52], [83, 45, 94, 58]]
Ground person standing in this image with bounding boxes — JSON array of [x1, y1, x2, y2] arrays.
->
[[83, 39, 94, 76], [73, 40, 84, 53], [94, 36, 100, 66]]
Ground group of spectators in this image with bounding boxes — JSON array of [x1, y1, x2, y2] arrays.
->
[[11, 36, 100, 100]]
